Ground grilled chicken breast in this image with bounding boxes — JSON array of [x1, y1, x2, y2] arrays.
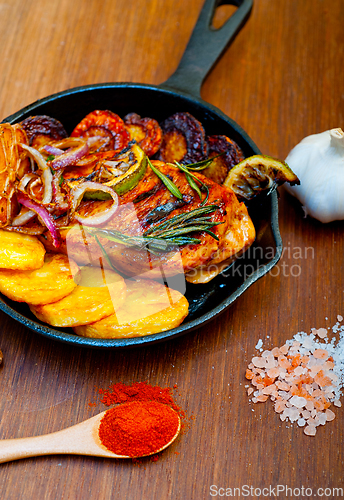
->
[[64, 161, 255, 283]]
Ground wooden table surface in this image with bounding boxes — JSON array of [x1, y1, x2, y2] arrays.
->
[[0, 1, 343, 498]]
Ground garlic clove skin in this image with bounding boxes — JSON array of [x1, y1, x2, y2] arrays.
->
[[285, 128, 344, 223]]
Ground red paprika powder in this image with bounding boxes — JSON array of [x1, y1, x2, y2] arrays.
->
[[98, 381, 185, 419], [98, 400, 180, 457]]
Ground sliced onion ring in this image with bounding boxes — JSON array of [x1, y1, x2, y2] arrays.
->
[[19, 143, 53, 204], [18, 172, 39, 191], [17, 194, 60, 248], [70, 181, 119, 226]]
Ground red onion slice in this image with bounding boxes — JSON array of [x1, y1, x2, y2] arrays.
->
[[43, 144, 64, 156], [70, 181, 119, 226], [17, 194, 60, 248], [51, 140, 89, 170]]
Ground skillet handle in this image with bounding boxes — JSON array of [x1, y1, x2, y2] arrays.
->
[[160, 0, 253, 97]]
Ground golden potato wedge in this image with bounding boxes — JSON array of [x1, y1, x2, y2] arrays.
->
[[0, 229, 45, 270], [74, 278, 189, 339], [0, 253, 79, 305], [29, 265, 126, 327]]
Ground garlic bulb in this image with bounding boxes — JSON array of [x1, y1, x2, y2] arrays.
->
[[285, 128, 344, 223]]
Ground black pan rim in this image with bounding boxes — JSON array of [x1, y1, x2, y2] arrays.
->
[[1, 82, 283, 349]]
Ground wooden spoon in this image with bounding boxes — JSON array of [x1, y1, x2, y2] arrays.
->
[[0, 404, 181, 464]]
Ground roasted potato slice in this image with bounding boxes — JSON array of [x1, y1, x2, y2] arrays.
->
[[29, 265, 126, 327], [0, 230, 45, 270], [124, 113, 162, 157], [74, 278, 188, 339], [202, 135, 244, 185], [158, 112, 208, 164], [0, 253, 79, 305]]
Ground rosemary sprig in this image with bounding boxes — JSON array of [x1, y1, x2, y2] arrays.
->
[[67, 204, 221, 256], [173, 161, 210, 205], [179, 152, 225, 171], [147, 157, 183, 200], [143, 204, 219, 235]]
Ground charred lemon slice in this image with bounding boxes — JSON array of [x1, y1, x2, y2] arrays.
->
[[77, 142, 147, 199], [102, 142, 147, 196], [223, 155, 300, 200]]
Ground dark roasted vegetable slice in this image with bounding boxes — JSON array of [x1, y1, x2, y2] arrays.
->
[[158, 112, 208, 164], [71, 110, 130, 153], [124, 113, 162, 157], [202, 135, 244, 184], [20, 115, 68, 148]]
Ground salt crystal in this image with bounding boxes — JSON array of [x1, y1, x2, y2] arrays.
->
[[275, 381, 290, 391], [280, 344, 289, 355], [262, 350, 271, 357], [271, 347, 281, 357], [252, 356, 266, 368], [294, 366, 305, 376], [325, 409, 336, 421], [256, 394, 269, 402], [301, 336, 315, 349], [289, 396, 307, 408], [265, 358, 277, 369], [288, 408, 301, 422], [262, 385, 276, 395], [304, 425, 317, 436], [315, 328, 328, 339], [255, 339, 263, 350], [305, 401, 314, 411], [337, 315, 343, 322], [334, 400, 342, 407], [313, 349, 329, 359], [310, 365, 322, 375], [278, 391, 291, 400], [301, 410, 311, 419], [267, 367, 280, 379], [317, 413, 327, 426], [297, 418, 306, 427]]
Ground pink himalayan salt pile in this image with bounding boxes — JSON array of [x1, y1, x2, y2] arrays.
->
[[245, 315, 344, 436]]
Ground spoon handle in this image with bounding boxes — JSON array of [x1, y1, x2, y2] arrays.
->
[[0, 412, 118, 464]]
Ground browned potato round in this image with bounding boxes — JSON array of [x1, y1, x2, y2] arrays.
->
[[0, 253, 79, 305], [29, 265, 126, 327], [0, 230, 45, 270], [74, 278, 189, 339]]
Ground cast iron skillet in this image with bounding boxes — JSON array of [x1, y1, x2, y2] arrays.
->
[[1, 0, 282, 348]]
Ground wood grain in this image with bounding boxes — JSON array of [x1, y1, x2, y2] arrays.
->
[[0, 0, 343, 498]]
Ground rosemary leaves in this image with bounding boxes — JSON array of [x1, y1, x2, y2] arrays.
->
[[83, 204, 221, 255]]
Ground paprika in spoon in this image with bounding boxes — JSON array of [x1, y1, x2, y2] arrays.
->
[[0, 401, 181, 463]]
